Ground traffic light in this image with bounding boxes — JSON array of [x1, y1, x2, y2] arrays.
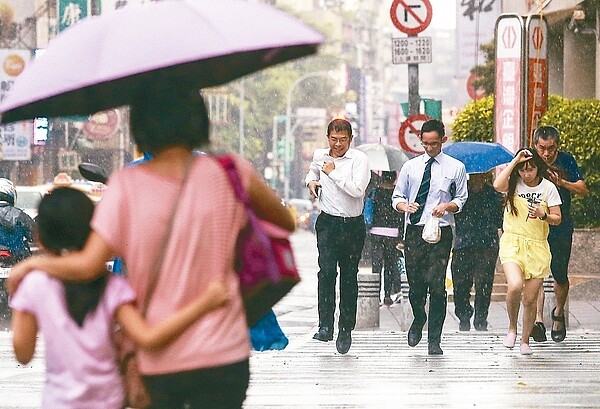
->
[[277, 140, 286, 159], [276, 139, 295, 161], [423, 99, 442, 120]]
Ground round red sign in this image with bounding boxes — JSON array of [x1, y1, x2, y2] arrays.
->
[[390, 0, 433, 36], [398, 113, 430, 154], [83, 109, 120, 140]]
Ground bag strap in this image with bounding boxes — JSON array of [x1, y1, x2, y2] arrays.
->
[[140, 157, 195, 316], [214, 155, 280, 282], [215, 155, 250, 206]]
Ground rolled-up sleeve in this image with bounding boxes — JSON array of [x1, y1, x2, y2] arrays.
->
[[305, 151, 321, 186], [450, 164, 468, 213], [392, 165, 410, 211]]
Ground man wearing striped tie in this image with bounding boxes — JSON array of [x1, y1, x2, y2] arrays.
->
[[392, 119, 468, 355]]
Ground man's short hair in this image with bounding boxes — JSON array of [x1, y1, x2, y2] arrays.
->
[[420, 119, 445, 138], [533, 125, 560, 145], [327, 118, 352, 137]]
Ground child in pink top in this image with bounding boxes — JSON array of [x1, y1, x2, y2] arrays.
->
[[11, 187, 229, 409]]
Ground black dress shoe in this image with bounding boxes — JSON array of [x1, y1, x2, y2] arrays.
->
[[428, 343, 444, 355], [474, 321, 488, 331], [336, 330, 352, 354], [313, 327, 333, 342], [459, 320, 471, 332], [531, 321, 547, 342], [407, 325, 423, 347]]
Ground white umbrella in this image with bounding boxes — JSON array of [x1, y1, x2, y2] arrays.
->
[[356, 143, 411, 171]]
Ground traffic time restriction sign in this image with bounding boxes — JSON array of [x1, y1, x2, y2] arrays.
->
[[398, 113, 430, 154], [390, 0, 433, 35], [392, 36, 432, 64]]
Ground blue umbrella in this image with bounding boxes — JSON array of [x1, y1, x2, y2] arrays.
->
[[444, 142, 514, 174]]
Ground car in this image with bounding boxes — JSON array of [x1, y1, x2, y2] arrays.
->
[[288, 198, 314, 230], [15, 185, 50, 219]]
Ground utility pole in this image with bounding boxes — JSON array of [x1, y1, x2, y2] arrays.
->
[[283, 71, 331, 201]]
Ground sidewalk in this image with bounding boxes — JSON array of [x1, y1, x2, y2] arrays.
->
[[245, 231, 600, 408]]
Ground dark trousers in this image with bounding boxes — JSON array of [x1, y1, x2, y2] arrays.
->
[[404, 224, 453, 344], [548, 233, 573, 285], [451, 245, 498, 325], [143, 359, 250, 409], [371, 234, 401, 297], [315, 212, 366, 331]]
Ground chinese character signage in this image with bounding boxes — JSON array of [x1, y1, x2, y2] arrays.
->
[[58, 0, 89, 32], [494, 15, 524, 154], [0, 49, 33, 161], [525, 15, 548, 145]]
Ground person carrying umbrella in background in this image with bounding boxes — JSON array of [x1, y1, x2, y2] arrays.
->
[[392, 119, 468, 356], [451, 171, 503, 332], [531, 126, 589, 343], [369, 171, 405, 306], [443, 140, 514, 332]]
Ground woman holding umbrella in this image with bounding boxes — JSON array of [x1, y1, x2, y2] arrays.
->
[[8, 83, 295, 408]]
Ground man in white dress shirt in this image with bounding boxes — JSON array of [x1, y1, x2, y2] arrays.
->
[[305, 118, 371, 354], [392, 119, 468, 355]]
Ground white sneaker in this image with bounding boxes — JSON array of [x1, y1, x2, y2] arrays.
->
[[503, 331, 517, 348], [520, 343, 533, 355]]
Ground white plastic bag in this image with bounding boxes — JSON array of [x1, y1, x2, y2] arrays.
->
[[422, 216, 441, 244]]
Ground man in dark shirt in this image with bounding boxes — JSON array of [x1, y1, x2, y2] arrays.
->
[[532, 126, 588, 343], [451, 172, 503, 331]]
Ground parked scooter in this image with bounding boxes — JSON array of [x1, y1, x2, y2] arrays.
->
[[78, 162, 108, 184], [0, 245, 23, 323]]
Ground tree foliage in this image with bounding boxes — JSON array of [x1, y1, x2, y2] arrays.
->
[[450, 95, 494, 142], [470, 41, 495, 96]]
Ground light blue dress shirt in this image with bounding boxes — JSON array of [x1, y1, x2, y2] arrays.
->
[[392, 152, 468, 227]]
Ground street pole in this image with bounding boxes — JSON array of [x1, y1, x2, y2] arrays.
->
[[408, 35, 420, 115], [283, 71, 331, 202], [271, 115, 278, 189], [239, 78, 245, 156]]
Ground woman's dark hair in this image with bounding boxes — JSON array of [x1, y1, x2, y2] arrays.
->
[[505, 147, 550, 216], [380, 171, 397, 184], [327, 118, 352, 137], [37, 187, 107, 327], [130, 80, 210, 154]]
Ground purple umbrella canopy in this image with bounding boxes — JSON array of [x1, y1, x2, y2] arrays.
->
[[0, 0, 324, 123]]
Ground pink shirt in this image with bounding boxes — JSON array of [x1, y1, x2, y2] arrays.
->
[[10, 272, 135, 409], [92, 154, 252, 374]]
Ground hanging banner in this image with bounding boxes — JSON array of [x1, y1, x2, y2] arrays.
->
[[494, 14, 525, 154], [524, 15, 548, 146], [0, 49, 33, 161]]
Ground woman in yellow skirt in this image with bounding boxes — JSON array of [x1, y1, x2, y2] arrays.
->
[[493, 148, 562, 355]]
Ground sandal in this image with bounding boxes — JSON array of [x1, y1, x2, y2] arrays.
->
[[551, 307, 566, 343]]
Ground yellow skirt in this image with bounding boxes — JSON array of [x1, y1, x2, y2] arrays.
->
[[499, 232, 551, 280]]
